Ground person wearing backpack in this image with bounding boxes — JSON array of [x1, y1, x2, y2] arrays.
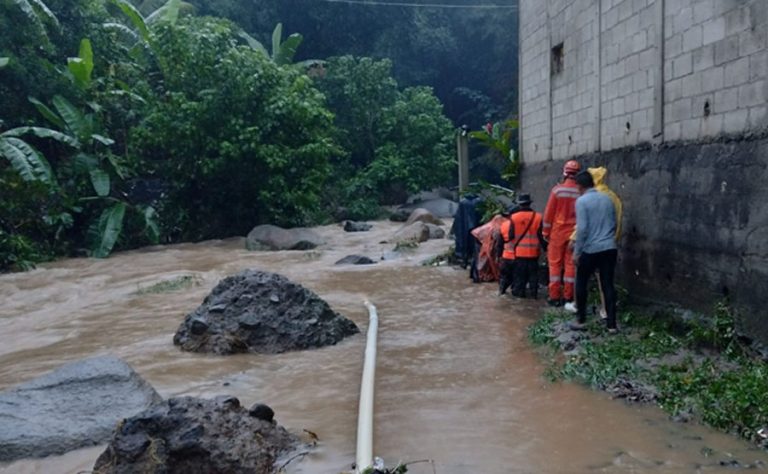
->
[[509, 194, 546, 299]]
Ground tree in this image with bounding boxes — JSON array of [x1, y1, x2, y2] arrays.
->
[[316, 56, 454, 209], [130, 16, 337, 239]]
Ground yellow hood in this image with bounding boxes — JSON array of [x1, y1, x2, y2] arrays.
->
[[588, 166, 607, 187]]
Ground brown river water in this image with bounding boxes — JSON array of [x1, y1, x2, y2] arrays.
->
[[1, 220, 767, 474]]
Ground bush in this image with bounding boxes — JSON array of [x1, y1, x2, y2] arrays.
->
[[131, 17, 338, 240]]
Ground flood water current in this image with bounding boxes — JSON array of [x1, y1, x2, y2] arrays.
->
[[1, 220, 767, 473]]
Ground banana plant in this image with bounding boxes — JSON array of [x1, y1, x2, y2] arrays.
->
[[240, 23, 323, 68], [8, 0, 59, 44], [27, 93, 159, 257], [0, 122, 75, 185], [469, 119, 520, 182]]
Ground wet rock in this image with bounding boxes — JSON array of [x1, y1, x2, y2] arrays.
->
[[405, 208, 444, 226], [0, 356, 161, 462], [335, 255, 376, 265], [173, 269, 359, 355], [392, 222, 430, 245], [343, 221, 372, 232], [605, 378, 659, 403], [399, 198, 458, 218], [389, 208, 410, 222], [406, 188, 455, 204], [246, 225, 324, 251], [93, 396, 298, 474], [425, 223, 446, 239], [249, 403, 275, 423]]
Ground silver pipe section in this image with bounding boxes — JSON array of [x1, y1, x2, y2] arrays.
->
[[356, 300, 379, 473]]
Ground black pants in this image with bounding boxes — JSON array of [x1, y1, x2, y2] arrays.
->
[[576, 249, 617, 328], [513, 258, 539, 298], [499, 259, 515, 294]]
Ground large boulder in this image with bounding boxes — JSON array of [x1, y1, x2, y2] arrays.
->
[[0, 356, 161, 462], [399, 198, 458, 218], [425, 223, 446, 239], [173, 269, 359, 355], [392, 222, 430, 244], [93, 396, 299, 474], [246, 225, 324, 251], [405, 208, 444, 226]]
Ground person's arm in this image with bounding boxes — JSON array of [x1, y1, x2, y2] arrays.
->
[[537, 217, 547, 250], [542, 188, 556, 241], [573, 197, 588, 260]]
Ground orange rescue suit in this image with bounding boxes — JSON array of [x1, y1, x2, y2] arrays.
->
[[511, 210, 543, 258], [499, 219, 516, 260], [543, 178, 579, 301]]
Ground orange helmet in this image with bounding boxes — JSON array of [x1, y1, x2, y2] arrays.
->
[[563, 160, 581, 177]]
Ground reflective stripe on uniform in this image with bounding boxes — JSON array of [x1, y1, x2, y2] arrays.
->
[[563, 276, 576, 283]]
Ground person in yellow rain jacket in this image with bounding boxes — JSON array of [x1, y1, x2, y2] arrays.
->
[[564, 166, 623, 316]]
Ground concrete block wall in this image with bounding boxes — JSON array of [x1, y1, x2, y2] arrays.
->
[[519, 1, 551, 163], [664, 1, 768, 141], [550, 0, 599, 160], [519, 0, 768, 163], [600, 0, 658, 149]]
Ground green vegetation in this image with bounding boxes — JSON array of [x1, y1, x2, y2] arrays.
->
[[0, 0, 458, 270], [529, 304, 768, 448]]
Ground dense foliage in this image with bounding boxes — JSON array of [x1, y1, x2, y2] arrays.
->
[[0, 0, 460, 269], [316, 56, 454, 214], [185, 0, 519, 128]]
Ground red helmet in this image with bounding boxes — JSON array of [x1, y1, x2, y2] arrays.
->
[[563, 160, 581, 177]]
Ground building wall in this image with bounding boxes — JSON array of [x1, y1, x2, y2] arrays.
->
[[518, 0, 768, 343], [520, 0, 768, 163]]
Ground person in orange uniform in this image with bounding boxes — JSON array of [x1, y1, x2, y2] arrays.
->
[[542, 160, 581, 306], [497, 205, 520, 296], [509, 194, 545, 299]]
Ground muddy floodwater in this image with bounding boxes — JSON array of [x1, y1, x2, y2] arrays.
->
[[1, 220, 767, 473]]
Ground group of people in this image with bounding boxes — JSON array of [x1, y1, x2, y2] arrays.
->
[[495, 161, 623, 333]]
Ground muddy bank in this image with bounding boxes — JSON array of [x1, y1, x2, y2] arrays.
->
[[529, 307, 768, 455]]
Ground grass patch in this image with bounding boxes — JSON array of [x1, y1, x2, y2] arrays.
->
[[528, 303, 768, 447], [135, 275, 202, 295]]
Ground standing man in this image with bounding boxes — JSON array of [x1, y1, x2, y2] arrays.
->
[[497, 205, 520, 295], [542, 160, 581, 306], [571, 170, 619, 333], [510, 194, 545, 299]]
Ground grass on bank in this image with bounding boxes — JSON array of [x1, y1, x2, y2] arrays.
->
[[528, 302, 768, 447]]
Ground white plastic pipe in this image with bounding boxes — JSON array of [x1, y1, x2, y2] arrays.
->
[[356, 300, 379, 473]]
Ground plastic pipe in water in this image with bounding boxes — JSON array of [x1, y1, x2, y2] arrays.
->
[[356, 300, 379, 473]]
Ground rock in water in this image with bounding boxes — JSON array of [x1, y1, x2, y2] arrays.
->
[[404, 208, 444, 226], [93, 396, 299, 474], [246, 225, 324, 251], [392, 222, 430, 244], [343, 221, 372, 232], [0, 356, 161, 462], [335, 255, 376, 265], [173, 269, 359, 354]]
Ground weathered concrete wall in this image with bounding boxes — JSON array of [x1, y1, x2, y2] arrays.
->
[[519, 0, 768, 342], [520, 136, 768, 344], [664, 1, 768, 141], [519, 0, 551, 162], [519, 0, 768, 161]]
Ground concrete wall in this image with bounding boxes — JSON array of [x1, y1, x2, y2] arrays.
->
[[519, 0, 768, 162], [518, 0, 768, 342]]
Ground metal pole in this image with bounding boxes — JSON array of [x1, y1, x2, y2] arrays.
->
[[356, 301, 379, 473], [457, 126, 470, 192]]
